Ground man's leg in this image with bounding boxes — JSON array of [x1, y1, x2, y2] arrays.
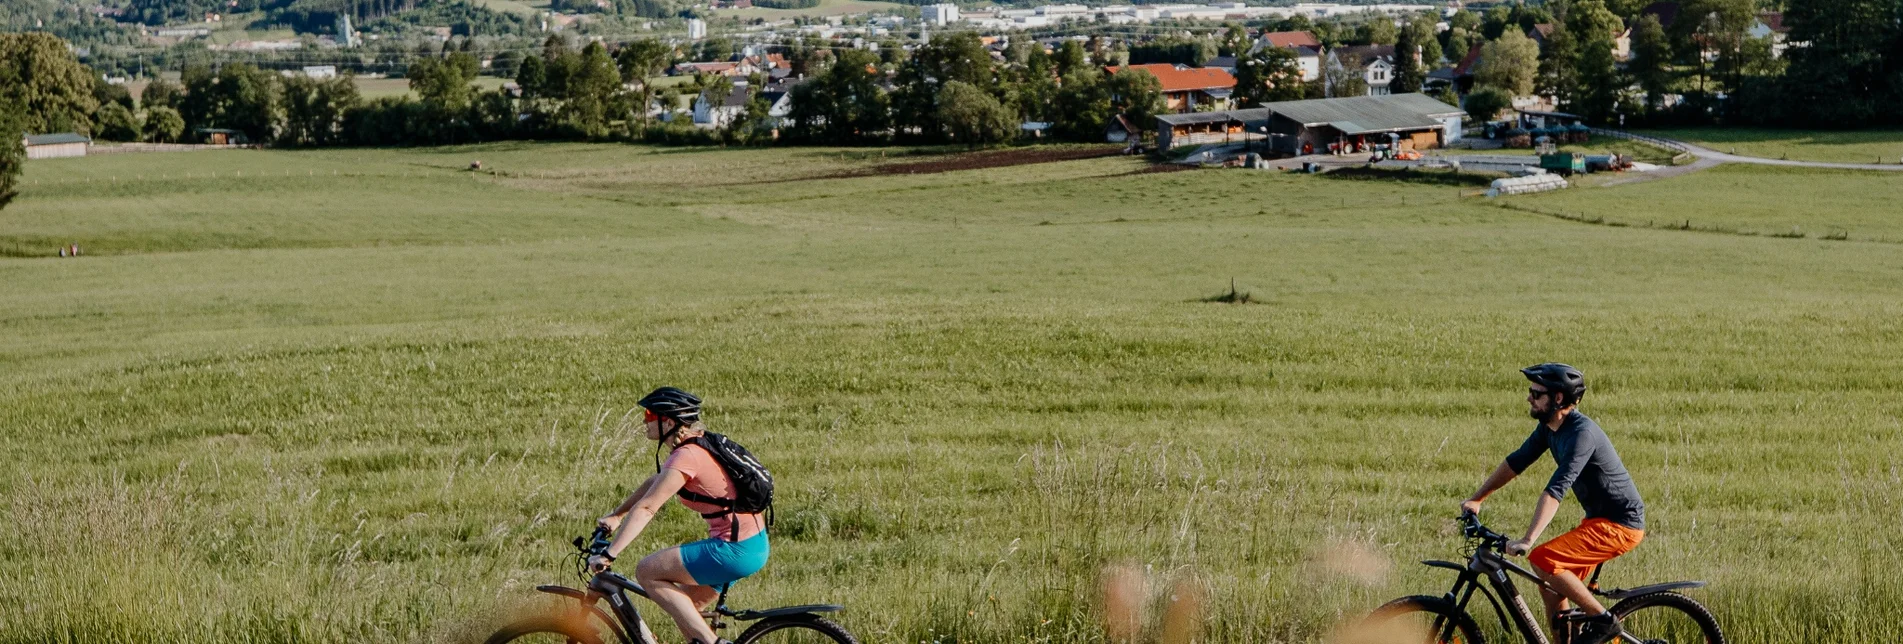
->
[[636, 548, 722, 644], [1539, 568, 1608, 615]]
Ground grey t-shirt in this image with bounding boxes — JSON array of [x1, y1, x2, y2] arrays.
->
[[1505, 411, 1646, 531]]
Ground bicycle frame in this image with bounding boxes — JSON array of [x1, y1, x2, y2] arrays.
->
[[1425, 545, 1567, 644], [534, 571, 663, 644]]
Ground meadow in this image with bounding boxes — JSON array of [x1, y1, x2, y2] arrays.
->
[[1645, 127, 1903, 164], [722, 0, 906, 20], [3, 143, 1902, 644]]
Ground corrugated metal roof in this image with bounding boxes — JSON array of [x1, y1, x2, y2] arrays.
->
[[1156, 107, 1270, 126], [25, 133, 90, 146], [1263, 94, 1465, 135]]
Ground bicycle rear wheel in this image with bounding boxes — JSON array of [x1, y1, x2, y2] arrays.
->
[[1359, 595, 1486, 644], [1610, 592, 1726, 644], [733, 614, 859, 644]]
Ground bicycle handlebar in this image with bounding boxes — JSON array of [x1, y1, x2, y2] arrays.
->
[[1459, 511, 1510, 546]]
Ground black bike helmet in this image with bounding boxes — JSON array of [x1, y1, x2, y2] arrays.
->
[[637, 386, 702, 424], [1521, 363, 1586, 407]]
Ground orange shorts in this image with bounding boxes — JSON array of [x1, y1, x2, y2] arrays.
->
[[1529, 518, 1644, 580]]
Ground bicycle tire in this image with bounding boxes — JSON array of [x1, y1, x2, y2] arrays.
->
[[1610, 591, 1726, 644], [733, 614, 860, 644], [1364, 595, 1486, 644], [484, 616, 607, 644]]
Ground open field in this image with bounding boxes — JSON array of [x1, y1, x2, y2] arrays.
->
[[5, 144, 1903, 643], [356, 76, 514, 99], [1646, 127, 1903, 164], [1506, 164, 1903, 242], [721, 0, 906, 19]]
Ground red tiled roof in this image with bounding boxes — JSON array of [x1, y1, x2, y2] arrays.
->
[[1261, 30, 1322, 49], [1528, 23, 1555, 39], [1453, 45, 1484, 76], [1758, 11, 1789, 33], [1104, 63, 1236, 93]]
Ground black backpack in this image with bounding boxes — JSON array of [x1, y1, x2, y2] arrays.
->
[[671, 432, 775, 541]]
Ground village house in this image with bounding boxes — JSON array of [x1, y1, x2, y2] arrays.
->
[[1104, 63, 1237, 113], [1328, 45, 1396, 96], [1255, 30, 1323, 81], [23, 133, 90, 159], [694, 80, 752, 128]]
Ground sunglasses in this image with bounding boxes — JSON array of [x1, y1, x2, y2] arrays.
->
[[1528, 388, 1552, 398], [643, 409, 660, 423]]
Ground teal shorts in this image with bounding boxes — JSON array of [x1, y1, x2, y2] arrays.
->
[[679, 532, 769, 588]]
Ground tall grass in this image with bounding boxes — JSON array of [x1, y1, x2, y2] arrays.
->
[[3, 144, 1903, 642]]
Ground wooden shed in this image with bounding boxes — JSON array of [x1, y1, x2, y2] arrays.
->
[[24, 133, 91, 159]]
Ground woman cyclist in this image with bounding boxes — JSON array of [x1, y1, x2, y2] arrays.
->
[[588, 387, 769, 644]]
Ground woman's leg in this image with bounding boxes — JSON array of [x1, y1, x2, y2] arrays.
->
[[636, 547, 721, 644]]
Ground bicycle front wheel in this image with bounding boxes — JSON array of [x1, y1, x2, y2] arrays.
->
[[733, 614, 860, 644], [483, 616, 607, 644], [1611, 591, 1726, 644], [1359, 595, 1486, 644]]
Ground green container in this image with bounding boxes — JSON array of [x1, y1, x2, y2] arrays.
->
[[1540, 152, 1586, 172]]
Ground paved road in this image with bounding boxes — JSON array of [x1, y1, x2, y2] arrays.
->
[[1642, 134, 1903, 171]]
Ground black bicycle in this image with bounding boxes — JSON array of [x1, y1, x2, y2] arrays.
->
[[1366, 513, 1725, 644], [487, 528, 858, 644]]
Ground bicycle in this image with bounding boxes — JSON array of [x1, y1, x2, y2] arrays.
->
[[1365, 512, 1725, 644], [486, 527, 859, 644]]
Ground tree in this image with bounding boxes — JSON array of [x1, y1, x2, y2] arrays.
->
[[935, 80, 1016, 146], [142, 105, 184, 142], [1782, 0, 1893, 123], [1445, 28, 1474, 67], [1624, 15, 1670, 111], [516, 55, 547, 100], [283, 73, 359, 146], [1220, 23, 1250, 56], [0, 97, 22, 211], [1574, 38, 1621, 123], [1536, 25, 1580, 103], [1565, 0, 1624, 44], [1325, 51, 1368, 97], [1392, 23, 1425, 93], [180, 63, 279, 143], [788, 49, 888, 143], [1408, 13, 1443, 65], [616, 38, 671, 84], [141, 78, 182, 108], [1477, 31, 1539, 96], [1054, 39, 1090, 77], [0, 33, 101, 136], [1464, 85, 1513, 121], [1355, 13, 1399, 45], [1106, 68, 1165, 132], [562, 42, 625, 137], [95, 102, 141, 141], [1233, 45, 1304, 105], [1051, 67, 1111, 140]]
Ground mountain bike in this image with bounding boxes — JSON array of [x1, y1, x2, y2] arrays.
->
[[487, 528, 858, 644], [1365, 512, 1725, 644]]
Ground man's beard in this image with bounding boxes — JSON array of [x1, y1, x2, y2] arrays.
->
[[1529, 406, 1557, 422]]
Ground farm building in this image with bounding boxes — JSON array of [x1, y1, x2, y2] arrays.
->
[[1104, 64, 1236, 113], [1155, 108, 1270, 151], [24, 133, 90, 159], [1259, 94, 1465, 156]]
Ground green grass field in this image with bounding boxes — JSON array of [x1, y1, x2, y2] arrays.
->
[[355, 76, 513, 99], [4, 144, 1903, 643], [1646, 127, 1903, 164]]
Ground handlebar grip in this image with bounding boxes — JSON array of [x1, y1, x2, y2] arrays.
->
[[587, 527, 613, 555]]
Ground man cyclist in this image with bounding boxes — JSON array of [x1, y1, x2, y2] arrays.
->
[[1460, 364, 1645, 644], [588, 387, 768, 644]]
